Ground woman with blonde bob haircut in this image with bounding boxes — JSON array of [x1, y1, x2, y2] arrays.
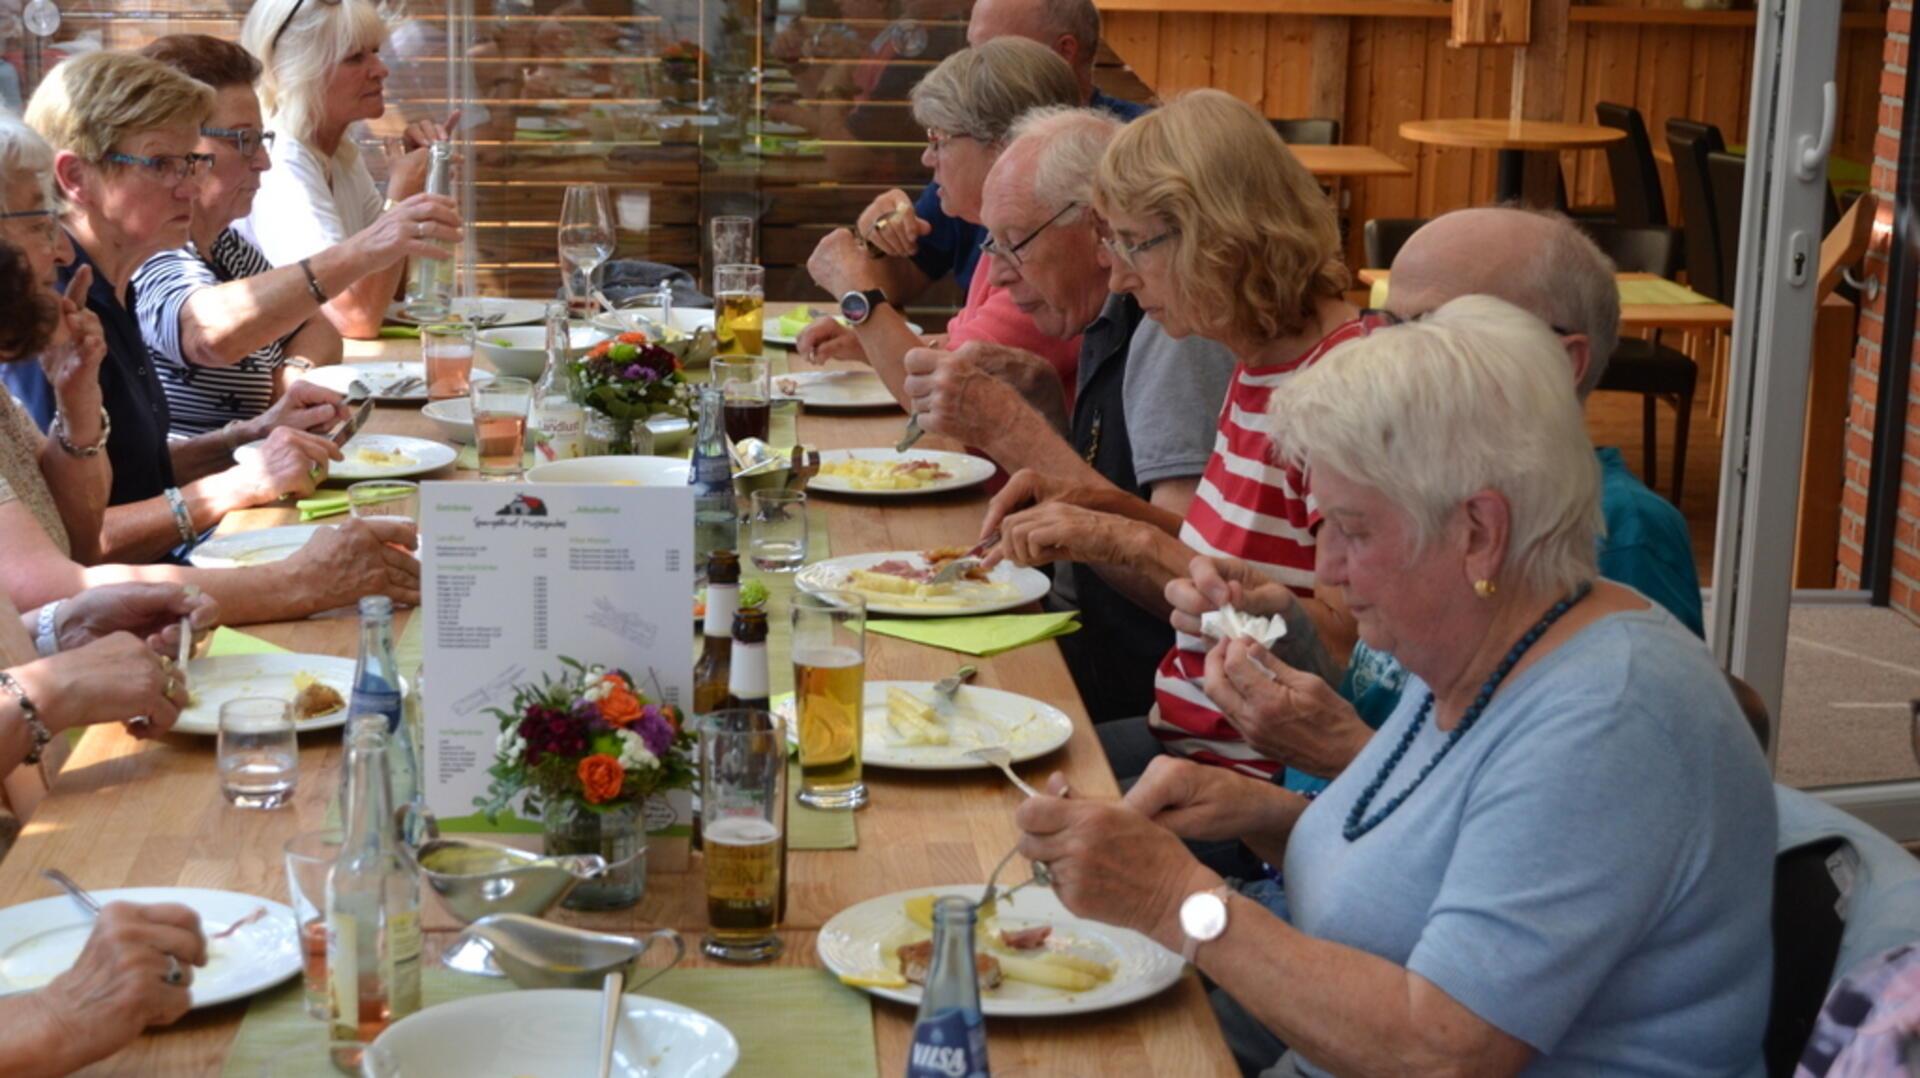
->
[[985, 88, 1374, 783], [1014, 295, 1776, 1077], [239, 0, 462, 339]]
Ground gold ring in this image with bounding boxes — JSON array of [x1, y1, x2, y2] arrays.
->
[[165, 673, 180, 697]]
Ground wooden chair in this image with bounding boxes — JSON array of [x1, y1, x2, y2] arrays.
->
[[1363, 217, 1428, 273], [1587, 223, 1698, 504]]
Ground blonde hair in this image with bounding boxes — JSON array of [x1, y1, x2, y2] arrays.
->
[[241, 0, 389, 144], [910, 38, 1079, 145], [24, 52, 213, 163], [1094, 90, 1347, 346], [1269, 295, 1601, 598]]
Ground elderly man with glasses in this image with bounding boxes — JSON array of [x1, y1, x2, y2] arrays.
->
[[902, 105, 1235, 722]]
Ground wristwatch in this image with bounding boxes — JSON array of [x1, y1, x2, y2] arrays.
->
[[1179, 885, 1233, 964], [839, 288, 890, 326]]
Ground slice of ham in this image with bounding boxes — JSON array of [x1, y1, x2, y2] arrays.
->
[[897, 940, 1004, 989], [998, 925, 1051, 950], [869, 559, 934, 583]]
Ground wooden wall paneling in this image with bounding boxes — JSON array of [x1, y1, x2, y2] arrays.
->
[[1264, 15, 1319, 119], [1417, 20, 1481, 215], [1155, 12, 1218, 94], [1102, 11, 1162, 87], [1634, 24, 1696, 224], [1576, 23, 1644, 207], [1307, 16, 1352, 124], [1341, 17, 1379, 270], [1453, 0, 1531, 47], [1365, 17, 1429, 222], [1837, 26, 1881, 162], [1213, 13, 1272, 113], [1510, 0, 1570, 204], [1470, 40, 1514, 204]]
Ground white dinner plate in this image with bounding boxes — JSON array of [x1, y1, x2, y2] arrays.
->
[[589, 306, 716, 339], [526, 455, 690, 485], [817, 885, 1183, 1018], [384, 296, 548, 328], [171, 653, 356, 735], [0, 886, 300, 1008], [374, 989, 738, 1077], [763, 313, 923, 348], [302, 362, 495, 403], [329, 434, 459, 481], [771, 369, 900, 410], [777, 681, 1072, 770], [795, 552, 1049, 617], [189, 524, 329, 569], [810, 449, 995, 498]]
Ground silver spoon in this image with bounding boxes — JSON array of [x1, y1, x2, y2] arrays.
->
[[595, 969, 623, 1078]]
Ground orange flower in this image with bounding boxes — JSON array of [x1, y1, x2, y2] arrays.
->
[[578, 754, 624, 803], [599, 683, 643, 727]]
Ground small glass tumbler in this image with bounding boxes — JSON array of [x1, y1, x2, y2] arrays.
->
[[471, 376, 533, 479], [218, 697, 296, 809], [283, 830, 342, 1019], [421, 320, 476, 401], [749, 488, 807, 572]]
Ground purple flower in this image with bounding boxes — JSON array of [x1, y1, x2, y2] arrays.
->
[[635, 705, 674, 757], [624, 364, 645, 380]]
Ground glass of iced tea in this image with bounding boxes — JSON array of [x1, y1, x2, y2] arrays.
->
[[699, 708, 786, 962], [791, 590, 866, 810], [284, 830, 343, 1019], [713, 264, 764, 356], [712, 356, 770, 444], [471, 376, 533, 479], [421, 320, 476, 401]]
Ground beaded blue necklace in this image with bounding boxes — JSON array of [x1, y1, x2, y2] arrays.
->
[[1342, 582, 1593, 842]]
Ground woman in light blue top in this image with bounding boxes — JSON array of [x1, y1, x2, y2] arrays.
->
[[1014, 294, 1776, 1076]]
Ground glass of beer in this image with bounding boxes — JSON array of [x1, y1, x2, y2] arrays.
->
[[421, 320, 476, 401], [700, 708, 786, 962], [792, 590, 867, 810], [471, 376, 533, 479], [712, 356, 771, 444], [713, 264, 764, 356], [711, 215, 755, 265]]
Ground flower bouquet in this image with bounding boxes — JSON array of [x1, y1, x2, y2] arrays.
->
[[477, 659, 694, 908], [573, 332, 697, 454]]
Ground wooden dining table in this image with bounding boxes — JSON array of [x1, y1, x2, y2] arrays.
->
[[0, 324, 1238, 1074], [1398, 118, 1624, 205]]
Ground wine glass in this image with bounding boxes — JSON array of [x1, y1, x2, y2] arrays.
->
[[558, 184, 614, 313]]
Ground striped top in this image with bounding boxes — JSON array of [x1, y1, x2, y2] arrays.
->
[[132, 229, 293, 437], [1148, 315, 1381, 778]]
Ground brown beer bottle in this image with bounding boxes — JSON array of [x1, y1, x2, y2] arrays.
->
[[722, 606, 771, 711]]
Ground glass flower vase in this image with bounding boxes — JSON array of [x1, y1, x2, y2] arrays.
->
[[542, 799, 647, 910]]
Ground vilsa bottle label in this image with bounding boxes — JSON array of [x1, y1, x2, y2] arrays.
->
[[907, 1008, 989, 1078]]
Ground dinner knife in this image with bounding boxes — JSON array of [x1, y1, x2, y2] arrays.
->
[[329, 396, 375, 447]]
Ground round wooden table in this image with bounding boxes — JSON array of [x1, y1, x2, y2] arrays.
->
[[1399, 118, 1625, 204]]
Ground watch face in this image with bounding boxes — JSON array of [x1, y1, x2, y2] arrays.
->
[[840, 291, 873, 324], [1180, 891, 1228, 941]]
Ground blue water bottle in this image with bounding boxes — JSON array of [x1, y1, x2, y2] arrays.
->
[[690, 383, 737, 583], [907, 896, 991, 1078]]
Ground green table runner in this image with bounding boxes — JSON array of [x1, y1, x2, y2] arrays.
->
[[220, 967, 878, 1078], [1617, 278, 1717, 306]]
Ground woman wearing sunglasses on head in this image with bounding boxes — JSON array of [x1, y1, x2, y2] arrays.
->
[[239, 0, 464, 340], [130, 34, 459, 437]]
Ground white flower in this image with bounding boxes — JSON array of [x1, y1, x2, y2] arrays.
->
[[498, 723, 526, 762], [616, 728, 658, 771]]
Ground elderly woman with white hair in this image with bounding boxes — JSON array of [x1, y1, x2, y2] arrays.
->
[[1014, 296, 1776, 1077], [800, 37, 1084, 410], [240, 0, 463, 340]]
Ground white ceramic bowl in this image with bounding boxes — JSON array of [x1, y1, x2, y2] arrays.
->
[[526, 455, 690, 485], [419, 397, 476, 444], [373, 989, 738, 1077], [475, 324, 608, 379]]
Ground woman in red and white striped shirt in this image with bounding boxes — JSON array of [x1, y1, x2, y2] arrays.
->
[[983, 89, 1377, 779]]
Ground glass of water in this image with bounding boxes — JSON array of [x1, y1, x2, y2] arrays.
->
[[218, 697, 297, 809], [749, 489, 807, 572]]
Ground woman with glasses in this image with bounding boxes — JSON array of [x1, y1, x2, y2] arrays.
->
[[131, 34, 458, 437], [240, 0, 463, 340], [799, 38, 1084, 411]]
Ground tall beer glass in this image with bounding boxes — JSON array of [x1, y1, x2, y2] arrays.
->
[[700, 708, 786, 962], [792, 590, 866, 809]]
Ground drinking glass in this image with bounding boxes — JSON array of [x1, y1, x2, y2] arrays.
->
[[284, 830, 343, 1019], [421, 320, 476, 401], [710, 215, 755, 265], [700, 708, 786, 962], [749, 489, 807, 572], [713, 264, 764, 356], [471, 376, 533, 479], [559, 183, 614, 313], [218, 697, 297, 809], [711, 356, 770, 444], [791, 591, 866, 810], [347, 480, 419, 525]]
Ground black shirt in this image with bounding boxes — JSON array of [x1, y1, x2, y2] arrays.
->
[[60, 236, 177, 506]]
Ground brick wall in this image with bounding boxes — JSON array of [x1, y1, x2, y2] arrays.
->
[[1836, 0, 1919, 617]]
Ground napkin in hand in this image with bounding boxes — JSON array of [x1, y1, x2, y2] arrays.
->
[[297, 492, 351, 521], [865, 611, 1079, 658], [1199, 606, 1288, 648]]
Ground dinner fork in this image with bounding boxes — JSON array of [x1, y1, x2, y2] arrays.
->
[[965, 746, 1040, 798], [977, 844, 1052, 912], [927, 534, 998, 586], [896, 411, 925, 453], [42, 868, 102, 918]]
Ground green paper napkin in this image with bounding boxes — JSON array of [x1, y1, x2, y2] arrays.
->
[[205, 626, 291, 657], [865, 611, 1080, 658], [377, 325, 421, 339], [296, 492, 350, 521], [221, 967, 878, 1078], [1617, 278, 1717, 306]]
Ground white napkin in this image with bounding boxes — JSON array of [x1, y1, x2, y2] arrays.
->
[[1199, 605, 1288, 649]]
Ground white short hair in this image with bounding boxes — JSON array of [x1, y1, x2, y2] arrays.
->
[[241, 0, 389, 144], [1270, 295, 1601, 598], [0, 113, 55, 207], [1007, 105, 1120, 208]]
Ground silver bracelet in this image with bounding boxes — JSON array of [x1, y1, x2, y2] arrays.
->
[[33, 600, 62, 657], [50, 405, 109, 457], [0, 671, 51, 765], [165, 486, 196, 545]]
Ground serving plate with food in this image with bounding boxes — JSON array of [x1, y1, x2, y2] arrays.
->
[[796, 549, 1047, 616], [328, 434, 459, 481], [810, 448, 995, 497], [776, 681, 1072, 770], [303, 362, 496, 403], [189, 524, 329, 569], [170, 653, 355, 735], [817, 885, 1183, 1017], [771, 370, 900, 411]]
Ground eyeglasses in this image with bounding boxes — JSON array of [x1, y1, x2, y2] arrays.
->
[[926, 128, 977, 155], [270, 0, 343, 53], [0, 207, 60, 245], [103, 152, 214, 184], [980, 201, 1082, 272], [1097, 226, 1177, 273], [202, 126, 276, 159]]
